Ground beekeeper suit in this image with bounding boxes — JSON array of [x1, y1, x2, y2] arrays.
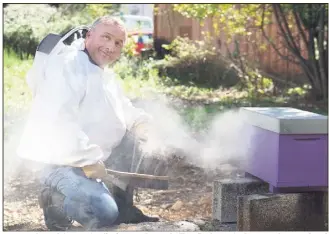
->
[[17, 16, 153, 230], [18, 40, 148, 168]]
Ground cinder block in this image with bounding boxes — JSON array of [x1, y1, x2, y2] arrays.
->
[[212, 176, 269, 223], [237, 192, 328, 231]]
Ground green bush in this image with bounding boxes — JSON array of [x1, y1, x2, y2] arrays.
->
[[154, 36, 240, 89], [4, 4, 58, 59], [113, 55, 160, 98], [4, 4, 84, 59], [4, 4, 119, 59]]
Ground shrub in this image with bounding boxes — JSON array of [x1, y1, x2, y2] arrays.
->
[[4, 4, 58, 59], [4, 4, 120, 59], [113, 56, 161, 99], [154, 36, 240, 89], [4, 4, 84, 59]]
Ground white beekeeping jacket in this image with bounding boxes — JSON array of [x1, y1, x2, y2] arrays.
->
[[17, 33, 150, 167]]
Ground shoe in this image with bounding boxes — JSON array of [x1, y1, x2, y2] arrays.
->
[[114, 204, 159, 225], [38, 186, 73, 231], [110, 185, 159, 225], [124, 205, 159, 224]]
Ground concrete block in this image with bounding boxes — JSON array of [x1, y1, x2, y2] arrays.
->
[[212, 176, 269, 223], [237, 192, 328, 231]]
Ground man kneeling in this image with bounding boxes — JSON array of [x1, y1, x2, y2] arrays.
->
[[18, 16, 157, 230]]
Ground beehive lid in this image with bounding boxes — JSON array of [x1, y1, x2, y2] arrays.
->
[[239, 107, 328, 134]]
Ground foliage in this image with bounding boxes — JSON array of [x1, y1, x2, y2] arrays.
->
[[268, 4, 328, 100], [113, 56, 160, 99], [4, 48, 327, 135], [283, 4, 328, 27], [287, 86, 307, 97], [4, 4, 121, 59], [172, 4, 277, 99], [85, 4, 121, 19], [55, 4, 121, 25], [4, 4, 57, 59], [122, 36, 139, 58], [173, 3, 328, 101], [155, 36, 239, 88], [173, 4, 272, 41], [113, 51, 243, 101]]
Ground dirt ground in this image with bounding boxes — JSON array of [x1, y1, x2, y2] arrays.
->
[[3, 157, 239, 231]]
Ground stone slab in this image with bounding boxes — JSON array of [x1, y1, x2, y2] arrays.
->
[[212, 176, 269, 223], [237, 192, 328, 231], [112, 221, 200, 231], [70, 221, 200, 232]]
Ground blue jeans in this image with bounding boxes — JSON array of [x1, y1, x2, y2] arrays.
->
[[39, 166, 119, 229]]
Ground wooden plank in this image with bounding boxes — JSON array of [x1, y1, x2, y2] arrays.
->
[[106, 169, 169, 181], [105, 169, 169, 190]]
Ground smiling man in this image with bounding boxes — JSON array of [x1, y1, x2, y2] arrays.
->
[[17, 16, 155, 230], [85, 17, 126, 67]]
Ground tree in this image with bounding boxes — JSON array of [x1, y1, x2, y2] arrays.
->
[[263, 4, 328, 100], [173, 4, 328, 100], [56, 4, 121, 23], [4, 4, 121, 58]]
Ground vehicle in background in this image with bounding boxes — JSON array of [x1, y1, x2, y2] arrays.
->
[[121, 15, 153, 34], [129, 31, 153, 55], [121, 15, 154, 56]]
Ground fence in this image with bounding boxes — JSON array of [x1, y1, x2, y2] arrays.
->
[[154, 4, 307, 81]]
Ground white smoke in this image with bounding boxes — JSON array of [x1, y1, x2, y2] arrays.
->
[[133, 94, 255, 173], [4, 94, 255, 183]]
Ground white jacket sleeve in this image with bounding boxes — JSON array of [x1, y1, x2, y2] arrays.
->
[[17, 54, 104, 167]]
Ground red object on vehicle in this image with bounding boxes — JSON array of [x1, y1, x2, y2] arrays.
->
[[136, 42, 144, 53], [128, 30, 153, 55]]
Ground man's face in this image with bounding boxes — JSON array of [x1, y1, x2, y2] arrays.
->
[[85, 22, 126, 68]]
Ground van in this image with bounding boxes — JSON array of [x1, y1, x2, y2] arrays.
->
[[121, 15, 153, 33]]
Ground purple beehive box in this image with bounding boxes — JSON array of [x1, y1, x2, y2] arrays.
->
[[240, 107, 328, 192]]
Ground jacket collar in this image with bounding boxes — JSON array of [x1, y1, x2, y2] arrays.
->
[[83, 48, 98, 67]]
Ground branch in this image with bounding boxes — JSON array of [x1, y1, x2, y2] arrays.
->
[[276, 31, 304, 47], [307, 4, 322, 93], [260, 4, 299, 64], [317, 5, 327, 98], [272, 4, 303, 60], [292, 5, 308, 49], [223, 43, 247, 84], [273, 4, 316, 87], [277, 4, 304, 56], [259, 70, 303, 87], [166, 6, 174, 39]]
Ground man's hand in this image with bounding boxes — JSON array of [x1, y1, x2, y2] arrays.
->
[[82, 161, 107, 180]]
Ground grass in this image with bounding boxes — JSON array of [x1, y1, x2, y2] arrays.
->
[[4, 49, 33, 114]]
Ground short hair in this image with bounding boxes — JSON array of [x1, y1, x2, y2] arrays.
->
[[89, 16, 127, 44]]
